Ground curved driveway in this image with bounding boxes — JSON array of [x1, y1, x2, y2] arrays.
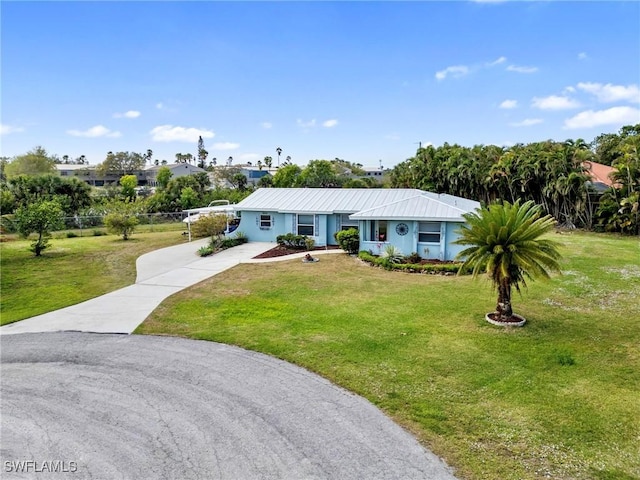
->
[[1, 333, 458, 480], [0, 240, 275, 335]]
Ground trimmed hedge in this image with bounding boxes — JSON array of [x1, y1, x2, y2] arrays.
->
[[358, 251, 468, 275]]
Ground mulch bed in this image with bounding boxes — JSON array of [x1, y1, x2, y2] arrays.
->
[[253, 245, 341, 259]]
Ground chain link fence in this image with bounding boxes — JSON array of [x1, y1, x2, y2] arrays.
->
[[1, 212, 188, 236]]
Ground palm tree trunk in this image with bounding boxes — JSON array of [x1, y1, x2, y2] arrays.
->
[[496, 280, 513, 319]]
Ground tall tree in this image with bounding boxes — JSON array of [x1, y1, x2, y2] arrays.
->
[[298, 160, 342, 187], [272, 164, 302, 188], [197, 136, 209, 169], [455, 200, 562, 323], [276, 147, 282, 167], [5, 146, 57, 179], [97, 151, 145, 176]]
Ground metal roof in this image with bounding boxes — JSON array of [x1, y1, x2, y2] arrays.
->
[[235, 188, 479, 220], [234, 188, 425, 214], [350, 194, 480, 221]]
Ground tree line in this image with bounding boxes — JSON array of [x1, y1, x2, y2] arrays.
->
[[389, 124, 639, 235]]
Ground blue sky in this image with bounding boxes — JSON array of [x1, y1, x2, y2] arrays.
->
[[2, 1, 639, 169]]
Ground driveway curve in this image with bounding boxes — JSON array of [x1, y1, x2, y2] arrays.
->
[[1, 332, 458, 480]]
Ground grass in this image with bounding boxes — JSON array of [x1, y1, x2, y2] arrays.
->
[[137, 231, 640, 480], [0, 229, 189, 325]]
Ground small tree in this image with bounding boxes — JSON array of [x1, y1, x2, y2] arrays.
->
[[156, 166, 173, 190], [15, 200, 64, 256], [335, 228, 360, 254], [454, 200, 562, 323], [104, 200, 140, 240], [120, 175, 137, 200]]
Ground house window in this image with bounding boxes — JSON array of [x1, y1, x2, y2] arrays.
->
[[259, 214, 272, 230], [364, 220, 387, 241], [297, 214, 315, 236], [340, 213, 358, 231], [418, 222, 441, 243]]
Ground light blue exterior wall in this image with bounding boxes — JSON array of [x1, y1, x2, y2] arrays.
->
[[359, 220, 465, 261], [236, 211, 288, 243], [444, 222, 466, 260], [237, 211, 336, 246], [238, 209, 467, 259]]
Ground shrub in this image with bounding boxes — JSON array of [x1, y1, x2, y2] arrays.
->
[[358, 251, 466, 275], [191, 213, 228, 239], [404, 252, 421, 264], [335, 228, 360, 254], [304, 237, 315, 251], [197, 245, 214, 257], [0, 214, 17, 234], [276, 233, 308, 249], [381, 245, 404, 264], [92, 229, 107, 236], [66, 232, 79, 238], [234, 231, 248, 243]]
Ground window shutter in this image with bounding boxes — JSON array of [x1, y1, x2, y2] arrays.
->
[[314, 215, 319, 235], [336, 215, 341, 230], [292, 215, 296, 233]]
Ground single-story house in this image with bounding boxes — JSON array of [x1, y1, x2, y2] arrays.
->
[[145, 163, 206, 186], [234, 188, 481, 260]]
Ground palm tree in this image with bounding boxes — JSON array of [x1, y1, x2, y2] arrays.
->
[[454, 200, 562, 323], [276, 147, 282, 167]]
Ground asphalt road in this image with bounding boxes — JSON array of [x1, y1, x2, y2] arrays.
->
[[1, 333, 458, 480]]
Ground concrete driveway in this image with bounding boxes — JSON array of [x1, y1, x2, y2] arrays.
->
[[0, 240, 274, 335], [1, 333, 458, 480]]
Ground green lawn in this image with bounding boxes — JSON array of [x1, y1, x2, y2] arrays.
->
[[138, 231, 640, 480], [0, 229, 188, 324]]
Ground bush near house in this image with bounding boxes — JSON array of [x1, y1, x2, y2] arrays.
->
[[335, 228, 360, 254], [358, 250, 465, 274], [198, 231, 249, 257], [276, 233, 314, 250]]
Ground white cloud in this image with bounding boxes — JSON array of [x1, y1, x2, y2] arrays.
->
[[297, 119, 317, 128], [435, 65, 469, 81], [563, 106, 640, 130], [532, 95, 581, 110], [322, 119, 338, 128], [113, 110, 141, 119], [67, 125, 121, 138], [578, 52, 588, 60], [499, 99, 518, 109], [507, 65, 538, 74], [509, 118, 543, 127], [261, 122, 272, 129], [563, 86, 576, 94], [212, 142, 240, 150], [576, 82, 640, 103], [150, 125, 214, 142], [486, 56, 507, 67], [0, 124, 25, 135]]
